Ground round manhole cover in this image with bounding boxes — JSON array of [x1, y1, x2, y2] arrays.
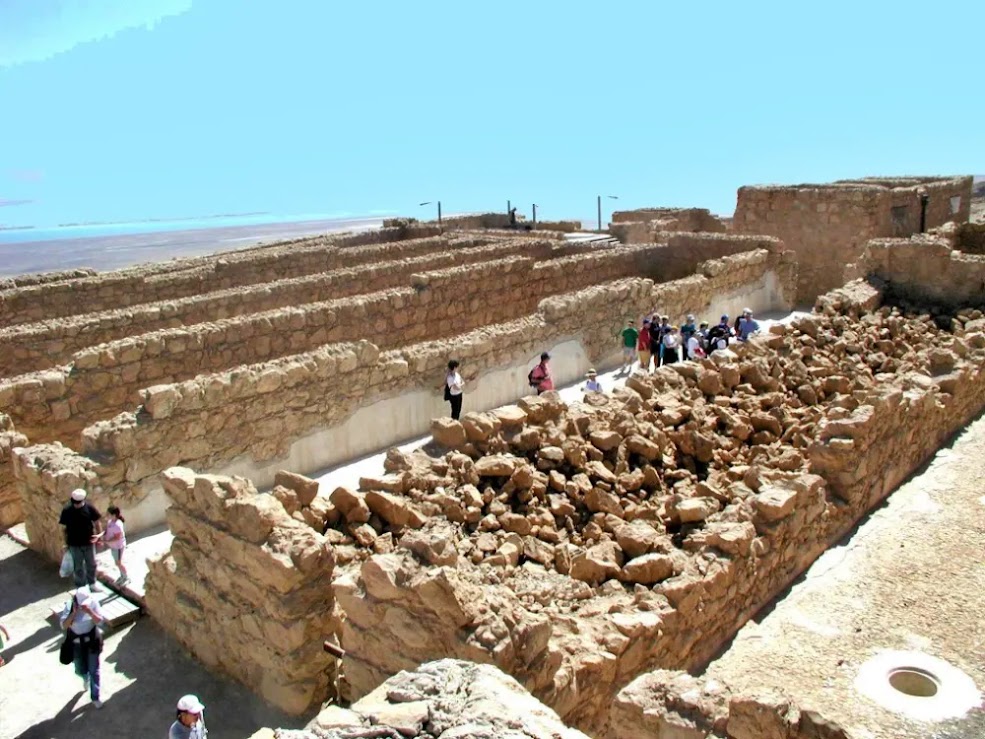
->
[[889, 667, 940, 698]]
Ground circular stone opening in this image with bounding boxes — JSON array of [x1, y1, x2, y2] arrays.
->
[[889, 667, 940, 698]]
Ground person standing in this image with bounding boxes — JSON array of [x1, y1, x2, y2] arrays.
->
[[170, 694, 208, 738], [737, 308, 761, 342], [653, 316, 671, 366], [619, 320, 638, 372], [59, 489, 103, 589], [60, 587, 106, 708], [637, 319, 652, 372], [707, 315, 734, 352], [528, 352, 554, 394], [102, 506, 128, 586], [680, 315, 697, 359], [662, 326, 682, 365], [443, 360, 464, 420]]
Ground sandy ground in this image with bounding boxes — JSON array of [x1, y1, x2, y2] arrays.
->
[[702, 412, 985, 738], [0, 536, 309, 739]]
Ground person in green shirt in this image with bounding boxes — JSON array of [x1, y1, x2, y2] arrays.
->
[[620, 320, 639, 373]]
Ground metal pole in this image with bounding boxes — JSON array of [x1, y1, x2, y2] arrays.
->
[[597, 195, 602, 231], [437, 201, 442, 227], [508, 200, 511, 217], [532, 204, 537, 226]]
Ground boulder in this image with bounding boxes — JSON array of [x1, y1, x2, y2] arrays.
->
[[461, 412, 501, 442], [274, 470, 320, 507], [474, 455, 517, 477], [569, 541, 624, 584], [675, 497, 720, 523], [590, 430, 623, 451], [615, 521, 662, 558], [431, 418, 467, 449], [331, 486, 371, 524], [365, 490, 427, 529], [621, 553, 675, 584]]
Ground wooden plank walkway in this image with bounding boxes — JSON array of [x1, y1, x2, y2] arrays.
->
[[46, 585, 143, 630]]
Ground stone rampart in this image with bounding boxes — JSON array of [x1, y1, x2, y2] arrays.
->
[[0, 237, 554, 377], [10, 247, 795, 545], [144, 467, 337, 715], [733, 175, 972, 304], [0, 226, 442, 328]]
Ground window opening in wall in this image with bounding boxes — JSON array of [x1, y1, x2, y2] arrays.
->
[[950, 196, 961, 214], [891, 205, 909, 236]]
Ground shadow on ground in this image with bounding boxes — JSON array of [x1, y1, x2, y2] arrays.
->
[[1, 535, 312, 738]]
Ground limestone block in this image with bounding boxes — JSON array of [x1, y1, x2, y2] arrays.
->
[[754, 485, 800, 522], [622, 553, 675, 584], [274, 470, 320, 506], [431, 417, 467, 449]]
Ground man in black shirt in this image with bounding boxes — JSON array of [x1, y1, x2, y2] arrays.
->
[[58, 489, 103, 588]]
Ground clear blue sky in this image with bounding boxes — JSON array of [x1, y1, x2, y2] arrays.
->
[[1, 0, 982, 228]]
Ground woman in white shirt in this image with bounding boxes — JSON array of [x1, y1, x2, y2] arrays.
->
[[444, 359, 464, 420], [60, 588, 106, 708], [662, 326, 682, 365]]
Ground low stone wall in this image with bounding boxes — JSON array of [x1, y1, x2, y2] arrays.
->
[[1, 241, 727, 448], [853, 235, 985, 308], [0, 237, 552, 377], [144, 468, 337, 715], [9, 247, 795, 543], [0, 225, 441, 328], [610, 209, 728, 243]]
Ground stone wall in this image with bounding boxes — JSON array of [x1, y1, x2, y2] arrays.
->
[[333, 291, 985, 735], [610, 208, 728, 243], [0, 237, 552, 377], [733, 175, 972, 304], [10, 246, 796, 545], [144, 468, 337, 715], [0, 414, 27, 528], [0, 225, 441, 328], [853, 234, 985, 308], [0, 239, 767, 448]]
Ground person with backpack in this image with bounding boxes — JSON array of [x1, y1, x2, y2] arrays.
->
[[528, 352, 554, 394], [662, 326, 683, 365], [736, 308, 761, 342], [652, 316, 671, 366], [442, 360, 464, 420], [59, 587, 106, 708], [707, 315, 734, 353]]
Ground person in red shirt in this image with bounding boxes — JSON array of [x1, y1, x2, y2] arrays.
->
[[528, 352, 554, 394], [637, 319, 653, 372]]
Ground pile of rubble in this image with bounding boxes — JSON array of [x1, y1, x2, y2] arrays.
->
[[266, 659, 589, 739], [268, 291, 985, 596]]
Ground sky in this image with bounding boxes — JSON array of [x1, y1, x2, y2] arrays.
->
[[0, 0, 982, 229]]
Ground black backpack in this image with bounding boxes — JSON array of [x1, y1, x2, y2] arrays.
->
[[528, 367, 539, 387]]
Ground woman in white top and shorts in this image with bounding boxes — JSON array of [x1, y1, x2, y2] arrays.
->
[[444, 360, 464, 420]]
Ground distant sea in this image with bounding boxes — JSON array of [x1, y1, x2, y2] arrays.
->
[[0, 213, 393, 277]]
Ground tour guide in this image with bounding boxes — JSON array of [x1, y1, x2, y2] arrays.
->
[[59, 488, 103, 588]]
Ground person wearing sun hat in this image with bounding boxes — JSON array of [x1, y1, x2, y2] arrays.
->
[[583, 368, 603, 393], [58, 488, 103, 589], [170, 694, 208, 738], [59, 585, 107, 708]]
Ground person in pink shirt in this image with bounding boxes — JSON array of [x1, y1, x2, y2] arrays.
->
[[528, 352, 554, 394], [102, 506, 128, 586]]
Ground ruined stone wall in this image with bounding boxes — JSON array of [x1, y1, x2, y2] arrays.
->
[[0, 242, 727, 447], [144, 468, 337, 715], [733, 176, 972, 304], [855, 235, 985, 308], [0, 414, 27, 528], [0, 226, 441, 328], [610, 208, 728, 243], [0, 237, 552, 377], [333, 293, 985, 735], [9, 246, 795, 543], [956, 221, 985, 254]]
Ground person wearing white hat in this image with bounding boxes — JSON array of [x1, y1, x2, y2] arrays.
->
[[170, 694, 207, 738], [58, 488, 103, 588], [737, 308, 760, 342], [59, 586, 106, 708]]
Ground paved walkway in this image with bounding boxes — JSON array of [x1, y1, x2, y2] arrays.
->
[[0, 535, 308, 738]]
